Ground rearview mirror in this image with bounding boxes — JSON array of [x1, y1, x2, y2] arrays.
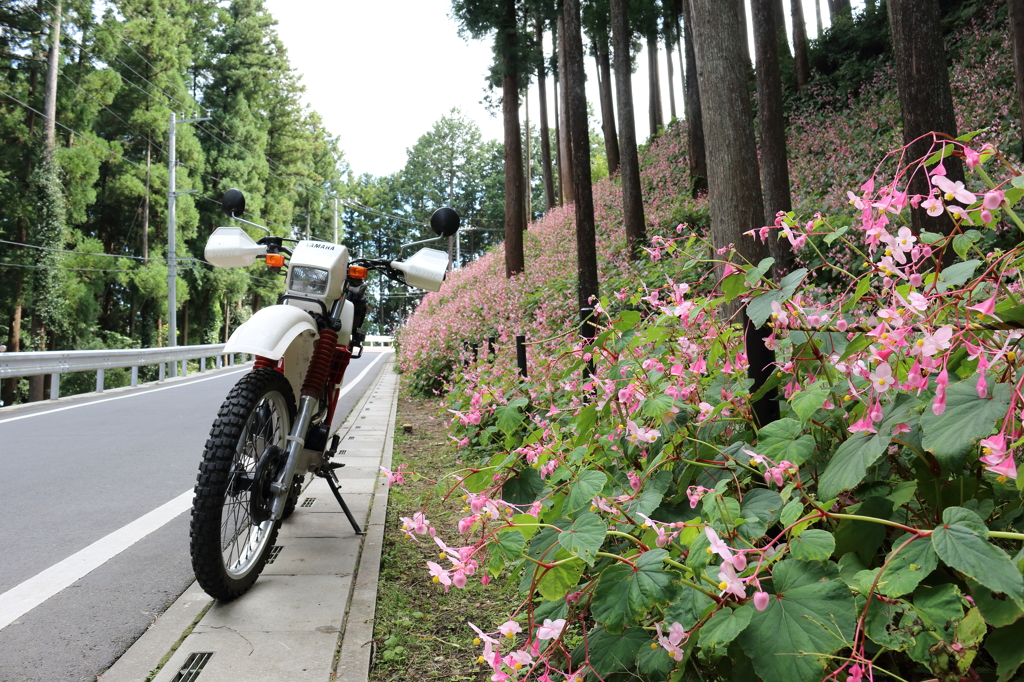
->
[[222, 188, 246, 218], [205, 226, 267, 268], [430, 207, 460, 238]]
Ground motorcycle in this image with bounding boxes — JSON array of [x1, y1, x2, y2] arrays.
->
[[190, 188, 459, 600]]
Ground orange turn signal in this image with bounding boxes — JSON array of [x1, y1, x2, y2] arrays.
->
[[348, 265, 368, 280], [265, 253, 285, 267]]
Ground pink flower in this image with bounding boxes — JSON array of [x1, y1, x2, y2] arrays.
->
[[968, 294, 999, 321], [498, 620, 522, 638], [686, 485, 710, 509], [984, 454, 1018, 479], [933, 369, 949, 416], [718, 561, 746, 599], [655, 622, 686, 661], [705, 527, 734, 562], [869, 362, 895, 392], [933, 174, 976, 205], [983, 189, 1005, 210], [380, 465, 405, 486], [980, 434, 1007, 460], [427, 561, 451, 587], [536, 618, 566, 640], [848, 413, 878, 435], [626, 420, 660, 444], [753, 591, 770, 611]]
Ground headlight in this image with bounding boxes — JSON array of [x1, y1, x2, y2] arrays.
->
[[288, 266, 329, 295]]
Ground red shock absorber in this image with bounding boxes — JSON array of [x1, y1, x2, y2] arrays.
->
[[301, 328, 338, 399], [253, 355, 276, 370]]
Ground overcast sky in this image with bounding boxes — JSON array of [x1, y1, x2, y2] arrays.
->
[[263, 1, 854, 179]]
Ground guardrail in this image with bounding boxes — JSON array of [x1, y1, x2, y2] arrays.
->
[[0, 344, 243, 400], [0, 335, 394, 403]]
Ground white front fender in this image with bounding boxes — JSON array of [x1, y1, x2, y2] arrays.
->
[[225, 305, 318, 360]]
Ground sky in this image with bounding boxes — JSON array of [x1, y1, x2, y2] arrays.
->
[[263, 1, 857, 179]]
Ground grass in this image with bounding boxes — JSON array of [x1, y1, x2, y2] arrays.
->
[[368, 380, 517, 682]]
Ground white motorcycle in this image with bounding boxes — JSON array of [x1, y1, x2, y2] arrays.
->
[[190, 188, 458, 600]]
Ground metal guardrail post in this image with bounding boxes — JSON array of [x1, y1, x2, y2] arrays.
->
[[200, 357, 206, 373], [96, 369, 105, 393], [50, 374, 59, 400], [158, 363, 165, 382], [131, 366, 138, 387]]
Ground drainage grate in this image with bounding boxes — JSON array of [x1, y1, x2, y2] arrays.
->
[[266, 545, 283, 564], [172, 652, 213, 682], [301, 497, 316, 508], [339, 450, 347, 455]]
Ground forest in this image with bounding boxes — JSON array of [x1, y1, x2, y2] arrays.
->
[[0, 0, 520, 405]]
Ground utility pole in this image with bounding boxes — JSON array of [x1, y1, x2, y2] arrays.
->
[[333, 197, 339, 243], [168, 111, 210, 374]]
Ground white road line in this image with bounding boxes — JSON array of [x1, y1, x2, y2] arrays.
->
[[0, 489, 194, 631], [0, 350, 391, 630], [0, 367, 249, 425], [337, 349, 390, 399]]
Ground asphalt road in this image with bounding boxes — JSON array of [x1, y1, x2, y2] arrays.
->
[[0, 351, 389, 682]]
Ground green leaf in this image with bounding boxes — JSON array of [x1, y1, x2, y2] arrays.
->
[[738, 560, 856, 682], [745, 257, 775, 286], [511, 514, 540, 540], [700, 605, 753, 651], [863, 596, 915, 650], [536, 559, 584, 601], [877, 533, 937, 598], [496, 529, 526, 559], [953, 234, 974, 260], [818, 431, 891, 500], [501, 467, 544, 505], [636, 641, 674, 676], [780, 268, 808, 294], [780, 498, 805, 529], [757, 418, 816, 466], [967, 578, 1024, 627], [591, 549, 676, 633], [557, 512, 607, 566], [823, 225, 849, 245], [574, 626, 647, 677], [986, 619, 1024, 682], [936, 259, 980, 293], [842, 276, 871, 313], [574, 405, 598, 446], [920, 378, 1010, 469], [565, 470, 608, 514], [790, 529, 835, 562], [463, 468, 494, 493], [1012, 175, 1024, 190], [790, 386, 830, 423], [931, 507, 1024, 608], [919, 230, 944, 244], [664, 584, 716, 630], [642, 394, 675, 417], [833, 498, 894, 565], [738, 488, 784, 542], [495, 402, 526, 434], [748, 291, 784, 328], [722, 272, 747, 302], [956, 128, 987, 143]]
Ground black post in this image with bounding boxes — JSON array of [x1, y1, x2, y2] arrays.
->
[[516, 335, 528, 378], [745, 315, 780, 427], [470, 342, 479, 363], [487, 336, 496, 362], [580, 306, 596, 379]]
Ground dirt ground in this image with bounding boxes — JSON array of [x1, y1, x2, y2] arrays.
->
[[367, 380, 517, 682]]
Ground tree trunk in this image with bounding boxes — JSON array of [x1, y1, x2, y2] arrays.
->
[[833, 0, 852, 19], [537, 19, 557, 208], [752, 0, 793, 272], [42, 0, 60, 161], [688, 0, 777, 426], [564, 0, 600, 334], [596, 41, 621, 173], [792, 0, 811, 89], [681, 0, 709, 196], [816, 0, 824, 36], [647, 29, 663, 136], [553, 23, 563, 205], [889, 0, 963, 238], [773, 0, 791, 59], [28, 317, 44, 401], [557, 15, 575, 205], [501, 0, 526, 277], [1010, 0, 1024, 161], [611, 0, 648, 258], [737, 0, 750, 61], [665, 35, 677, 119]]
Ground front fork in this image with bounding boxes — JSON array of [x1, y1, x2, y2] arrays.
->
[[269, 323, 340, 521]]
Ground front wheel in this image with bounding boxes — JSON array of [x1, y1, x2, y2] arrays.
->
[[190, 368, 296, 600]]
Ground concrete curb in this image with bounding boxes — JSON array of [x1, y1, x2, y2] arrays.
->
[[99, 358, 399, 682]]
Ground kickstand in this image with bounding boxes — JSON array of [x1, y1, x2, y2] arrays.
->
[[322, 466, 365, 535]]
